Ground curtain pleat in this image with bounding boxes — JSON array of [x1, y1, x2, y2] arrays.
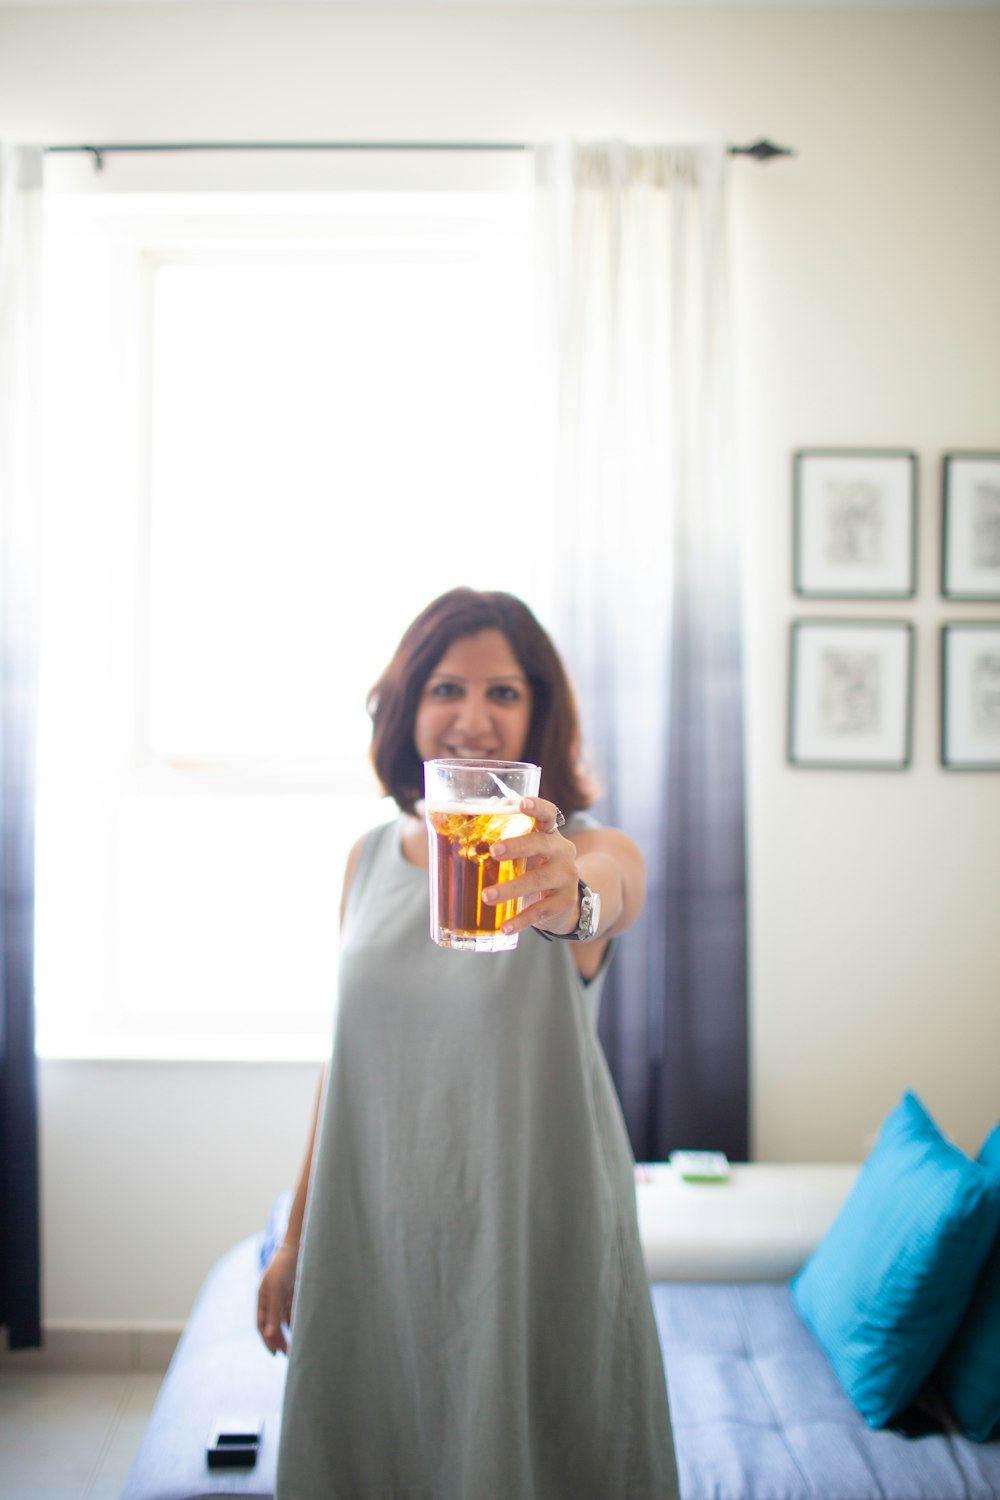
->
[[535, 140, 749, 1162], [0, 143, 44, 1349]]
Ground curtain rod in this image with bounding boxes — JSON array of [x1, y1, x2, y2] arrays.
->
[[44, 138, 794, 172]]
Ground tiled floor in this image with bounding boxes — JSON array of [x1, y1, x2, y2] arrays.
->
[[0, 1369, 162, 1500]]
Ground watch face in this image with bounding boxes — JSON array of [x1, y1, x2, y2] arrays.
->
[[579, 883, 600, 939]]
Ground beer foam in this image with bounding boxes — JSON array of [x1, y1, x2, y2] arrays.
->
[[426, 798, 521, 817]]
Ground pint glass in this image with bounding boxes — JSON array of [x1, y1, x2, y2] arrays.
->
[[423, 759, 541, 953]]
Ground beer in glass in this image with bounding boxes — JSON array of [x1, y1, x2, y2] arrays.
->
[[423, 759, 541, 953]]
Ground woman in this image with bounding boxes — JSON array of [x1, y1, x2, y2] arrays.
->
[[258, 588, 678, 1500]]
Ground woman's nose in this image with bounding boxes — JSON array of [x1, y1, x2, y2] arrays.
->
[[453, 692, 492, 736]]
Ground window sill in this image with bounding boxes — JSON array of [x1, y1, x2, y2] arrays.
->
[[34, 1030, 332, 1064]]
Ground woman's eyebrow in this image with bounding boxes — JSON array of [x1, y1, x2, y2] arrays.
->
[[426, 671, 528, 684]]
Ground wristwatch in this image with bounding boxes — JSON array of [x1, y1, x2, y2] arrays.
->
[[537, 880, 601, 943]]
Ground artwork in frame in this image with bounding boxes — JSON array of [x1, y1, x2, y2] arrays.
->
[[941, 623, 1000, 770], [788, 620, 915, 770], [941, 452, 1000, 600], [793, 449, 917, 599]]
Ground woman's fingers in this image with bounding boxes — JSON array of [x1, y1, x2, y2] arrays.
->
[[481, 797, 579, 934], [258, 1295, 281, 1354], [494, 895, 572, 936], [257, 1273, 292, 1356], [486, 842, 575, 900], [490, 821, 574, 868], [520, 795, 564, 835], [483, 867, 579, 938], [483, 868, 559, 904]]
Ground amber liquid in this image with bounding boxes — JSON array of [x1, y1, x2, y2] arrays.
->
[[427, 805, 534, 949]]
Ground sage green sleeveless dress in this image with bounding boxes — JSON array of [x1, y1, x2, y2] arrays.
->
[[276, 817, 678, 1500]]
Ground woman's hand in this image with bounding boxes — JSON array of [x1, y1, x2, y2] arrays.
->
[[483, 796, 583, 938], [257, 1243, 298, 1355]]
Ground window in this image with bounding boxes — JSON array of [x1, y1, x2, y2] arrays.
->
[[36, 188, 544, 1059]]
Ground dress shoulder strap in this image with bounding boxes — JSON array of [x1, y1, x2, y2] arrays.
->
[[342, 818, 396, 930]]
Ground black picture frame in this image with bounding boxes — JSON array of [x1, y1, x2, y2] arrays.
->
[[793, 449, 917, 599], [941, 452, 1000, 601], [788, 619, 915, 770], [940, 622, 1000, 770]]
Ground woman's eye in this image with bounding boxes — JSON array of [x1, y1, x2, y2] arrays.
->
[[489, 685, 521, 703], [428, 681, 461, 700]]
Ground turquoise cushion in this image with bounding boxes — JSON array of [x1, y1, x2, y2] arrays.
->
[[791, 1092, 1000, 1429], [935, 1122, 1000, 1440]]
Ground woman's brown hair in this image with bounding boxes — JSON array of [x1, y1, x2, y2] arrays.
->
[[368, 588, 595, 817]]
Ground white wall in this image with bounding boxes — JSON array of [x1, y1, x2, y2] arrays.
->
[[36, 1061, 321, 1325], [2, 2, 998, 1325]]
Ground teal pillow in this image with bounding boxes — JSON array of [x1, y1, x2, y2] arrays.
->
[[935, 1122, 1000, 1441], [791, 1092, 1000, 1429]]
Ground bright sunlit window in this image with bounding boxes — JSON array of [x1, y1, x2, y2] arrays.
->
[[35, 189, 544, 1059]]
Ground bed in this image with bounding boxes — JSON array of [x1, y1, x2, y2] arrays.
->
[[119, 1208, 1000, 1500]]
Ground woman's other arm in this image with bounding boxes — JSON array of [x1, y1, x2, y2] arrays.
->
[[255, 831, 368, 1353], [256, 1068, 324, 1355]]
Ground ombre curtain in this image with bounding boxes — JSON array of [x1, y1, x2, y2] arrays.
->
[[534, 142, 749, 1162], [0, 143, 43, 1348]]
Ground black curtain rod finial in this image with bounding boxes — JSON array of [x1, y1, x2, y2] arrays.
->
[[729, 138, 794, 163]]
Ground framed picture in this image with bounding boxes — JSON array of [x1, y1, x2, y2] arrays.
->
[[788, 620, 915, 769], [941, 452, 1000, 600], [793, 449, 917, 598], [941, 623, 1000, 769]]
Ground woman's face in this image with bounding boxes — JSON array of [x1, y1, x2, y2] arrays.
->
[[413, 629, 533, 766]]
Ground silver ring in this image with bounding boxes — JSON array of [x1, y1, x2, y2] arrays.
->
[[553, 809, 566, 831]]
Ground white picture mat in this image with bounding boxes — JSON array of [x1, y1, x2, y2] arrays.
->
[[943, 626, 1000, 767], [796, 453, 914, 596], [943, 456, 1000, 598], [790, 622, 913, 766]]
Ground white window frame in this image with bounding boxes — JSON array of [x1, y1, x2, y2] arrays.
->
[[35, 184, 543, 1062]]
